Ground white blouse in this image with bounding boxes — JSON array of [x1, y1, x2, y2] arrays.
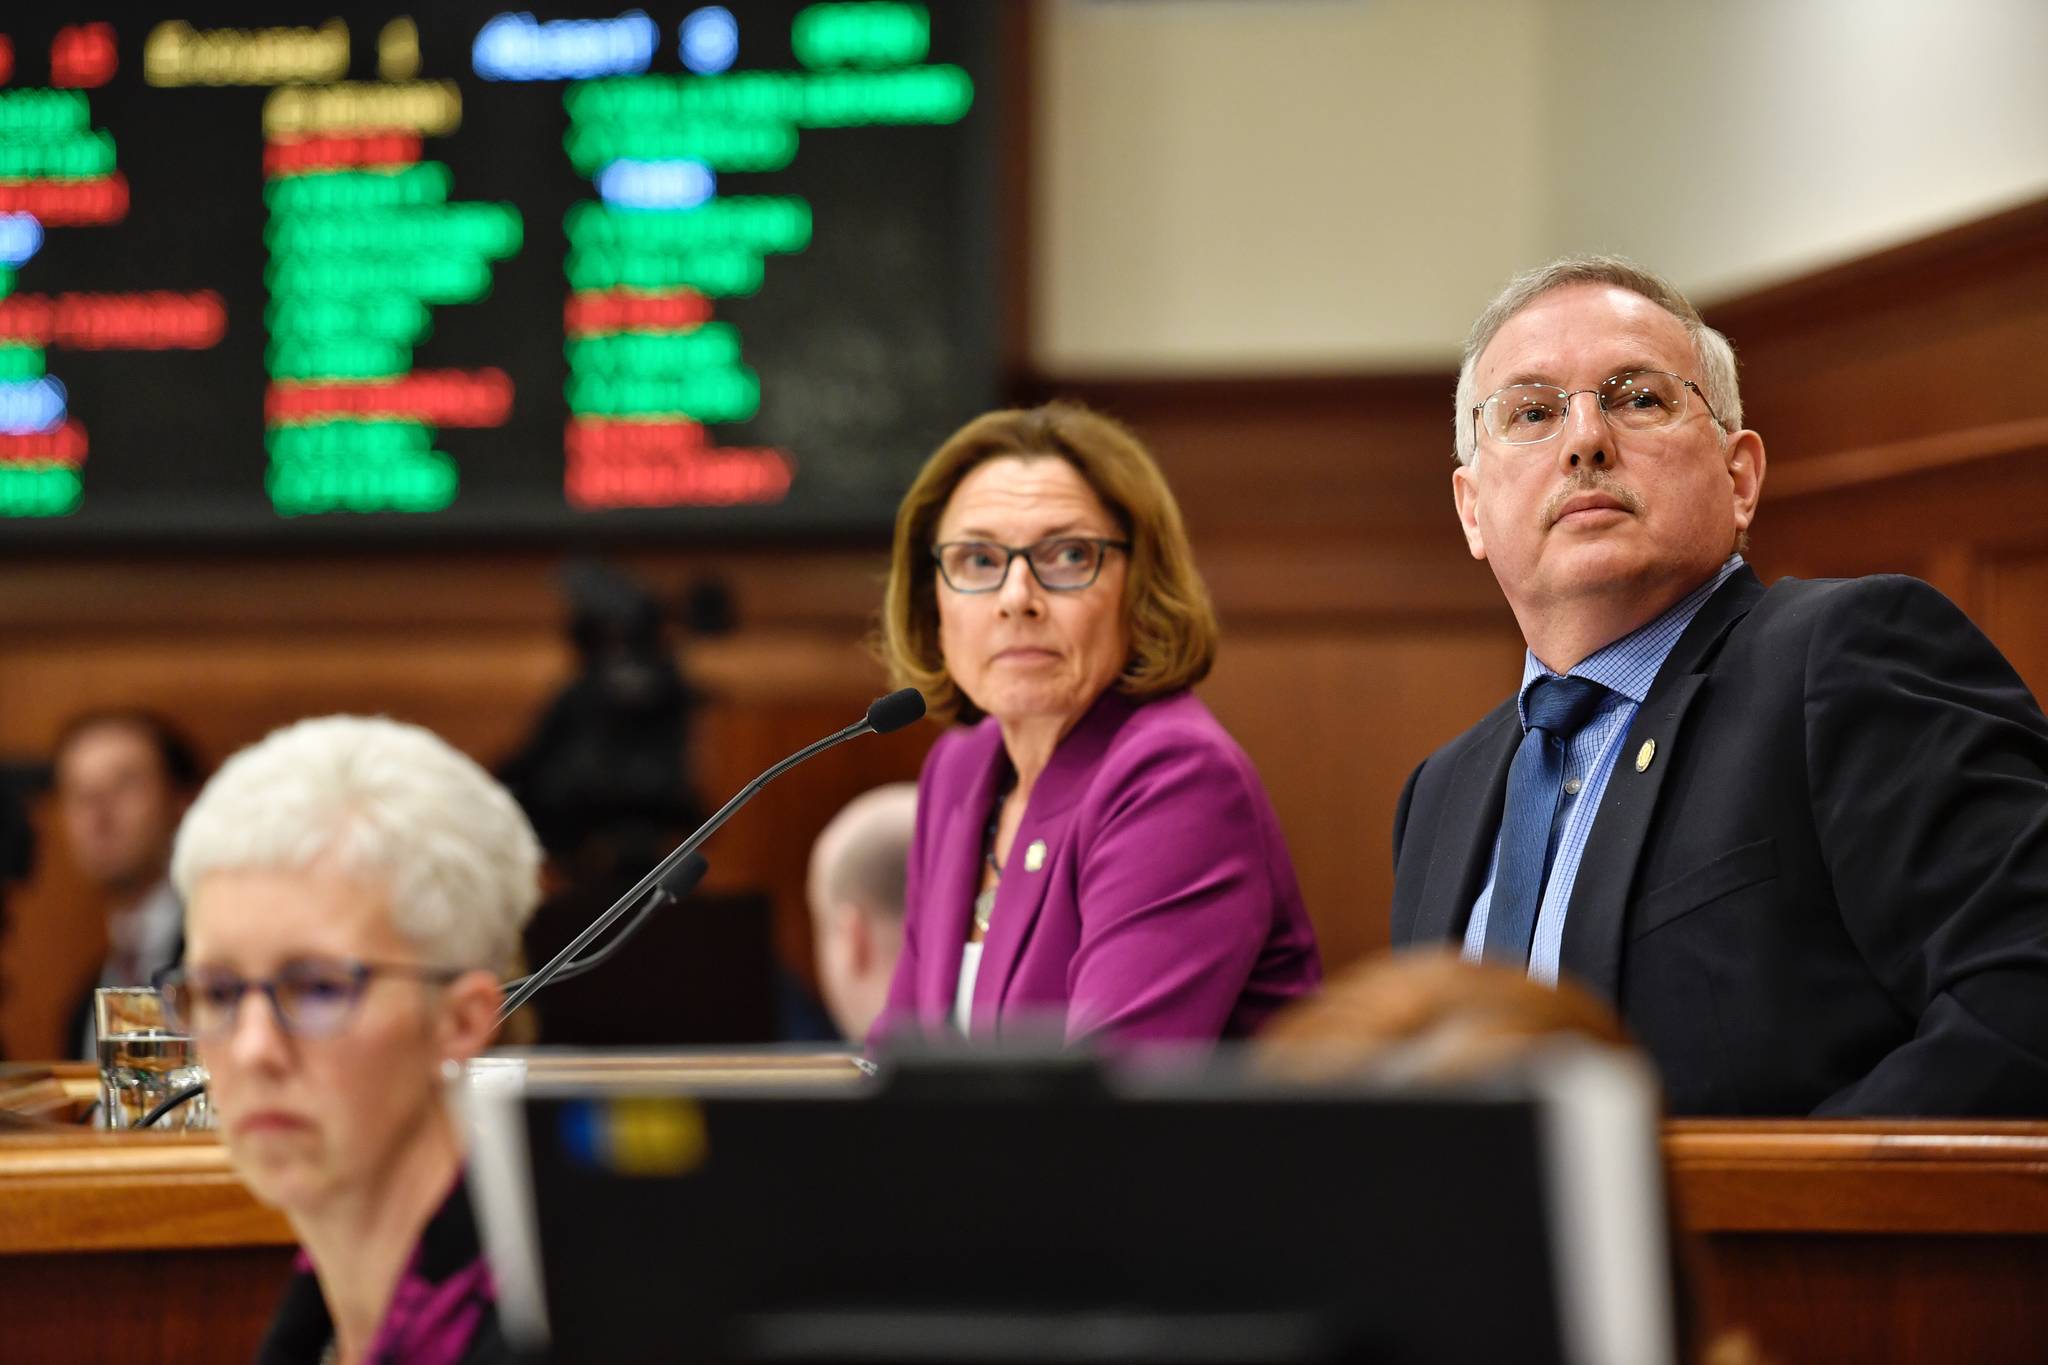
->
[[953, 941, 985, 1037]]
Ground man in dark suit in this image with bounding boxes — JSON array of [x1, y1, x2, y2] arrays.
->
[[1390, 255, 2048, 1116]]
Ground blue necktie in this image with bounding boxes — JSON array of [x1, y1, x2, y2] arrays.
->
[[1483, 675, 1609, 967]]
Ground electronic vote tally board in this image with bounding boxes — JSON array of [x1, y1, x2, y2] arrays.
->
[[0, 6, 1000, 544]]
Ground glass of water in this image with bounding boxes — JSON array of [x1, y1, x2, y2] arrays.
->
[[95, 987, 210, 1130]]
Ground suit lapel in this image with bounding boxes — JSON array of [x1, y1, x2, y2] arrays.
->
[[1559, 676, 1704, 1001], [973, 691, 1136, 1033], [1558, 567, 1766, 1001], [1407, 704, 1520, 947], [973, 804, 1081, 1037]]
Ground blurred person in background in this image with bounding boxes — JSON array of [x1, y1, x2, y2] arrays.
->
[[871, 402, 1320, 1046], [165, 716, 538, 1365], [1256, 948, 1633, 1085], [807, 783, 917, 1041], [53, 709, 203, 1059]]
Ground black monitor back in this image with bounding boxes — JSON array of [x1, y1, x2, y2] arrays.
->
[[487, 1052, 1674, 1364]]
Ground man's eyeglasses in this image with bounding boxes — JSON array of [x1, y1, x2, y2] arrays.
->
[[155, 959, 464, 1040], [1473, 369, 1726, 449], [932, 537, 1129, 594]]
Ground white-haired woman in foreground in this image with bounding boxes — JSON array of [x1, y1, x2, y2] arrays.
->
[[162, 716, 539, 1365]]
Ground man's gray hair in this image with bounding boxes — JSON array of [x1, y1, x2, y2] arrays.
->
[[172, 716, 543, 973], [1452, 255, 1743, 466]]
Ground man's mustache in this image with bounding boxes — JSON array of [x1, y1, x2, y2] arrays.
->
[[1542, 471, 1644, 527]]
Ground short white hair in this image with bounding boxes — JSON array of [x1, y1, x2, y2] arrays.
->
[[1453, 254, 1743, 466], [172, 716, 542, 973]]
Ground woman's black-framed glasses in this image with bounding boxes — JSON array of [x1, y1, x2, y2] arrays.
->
[[1473, 369, 1727, 449], [155, 959, 465, 1040], [932, 536, 1130, 593]]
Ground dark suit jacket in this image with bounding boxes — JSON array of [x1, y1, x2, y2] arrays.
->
[[1391, 567, 2048, 1116]]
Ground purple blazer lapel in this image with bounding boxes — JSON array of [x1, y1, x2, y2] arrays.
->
[[974, 691, 1139, 1030], [972, 802, 1079, 1035]]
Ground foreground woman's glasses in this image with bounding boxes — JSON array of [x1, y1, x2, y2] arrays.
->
[[155, 958, 463, 1040]]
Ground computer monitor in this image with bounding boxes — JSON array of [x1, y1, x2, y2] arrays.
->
[[463, 1045, 1677, 1364]]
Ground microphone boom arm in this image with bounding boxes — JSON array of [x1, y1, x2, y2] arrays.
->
[[495, 714, 873, 1025]]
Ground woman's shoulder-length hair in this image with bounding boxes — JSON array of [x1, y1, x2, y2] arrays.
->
[[877, 401, 1219, 726]]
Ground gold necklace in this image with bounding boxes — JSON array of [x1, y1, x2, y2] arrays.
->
[[974, 784, 1008, 934]]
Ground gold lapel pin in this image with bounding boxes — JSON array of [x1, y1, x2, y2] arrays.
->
[[1024, 839, 1047, 872], [1635, 739, 1657, 773]]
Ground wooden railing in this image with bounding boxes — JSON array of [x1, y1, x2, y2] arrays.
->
[[1668, 1120, 2048, 1365], [1668, 1119, 2048, 1232]]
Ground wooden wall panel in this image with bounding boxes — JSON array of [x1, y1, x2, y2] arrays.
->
[[1710, 201, 2048, 466], [0, 1246, 293, 1362], [1981, 549, 2048, 709], [0, 559, 930, 1058], [1717, 204, 2048, 708], [0, 622, 558, 1059], [1020, 373, 1459, 544], [1200, 625, 1523, 969]]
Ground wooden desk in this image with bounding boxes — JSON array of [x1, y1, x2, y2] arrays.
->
[[0, 1126, 295, 1363], [0, 1053, 866, 1364], [1670, 1121, 2048, 1365]]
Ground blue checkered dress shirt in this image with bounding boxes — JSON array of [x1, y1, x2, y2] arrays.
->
[[1461, 556, 1745, 983]]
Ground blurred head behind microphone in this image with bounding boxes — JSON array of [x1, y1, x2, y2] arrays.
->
[[1255, 951, 1769, 1365]]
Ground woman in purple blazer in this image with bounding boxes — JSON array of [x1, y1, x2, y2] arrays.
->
[[871, 402, 1321, 1047]]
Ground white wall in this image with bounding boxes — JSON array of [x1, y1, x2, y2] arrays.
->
[[1542, 0, 2048, 299], [1031, 0, 2048, 375], [1033, 0, 1549, 374]]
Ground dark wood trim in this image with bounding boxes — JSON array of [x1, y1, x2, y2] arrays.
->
[[1666, 1120, 2048, 1235], [1768, 418, 2048, 499], [1702, 195, 2048, 337], [0, 535, 1513, 634], [0, 548, 893, 634], [996, 1, 1039, 387], [1012, 370, 1452, 410], [0, 1132, 293, 1254]]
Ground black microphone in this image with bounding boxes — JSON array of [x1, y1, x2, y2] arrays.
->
[[496, 687, 925, 1023], [864, 686, 926, 735]]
